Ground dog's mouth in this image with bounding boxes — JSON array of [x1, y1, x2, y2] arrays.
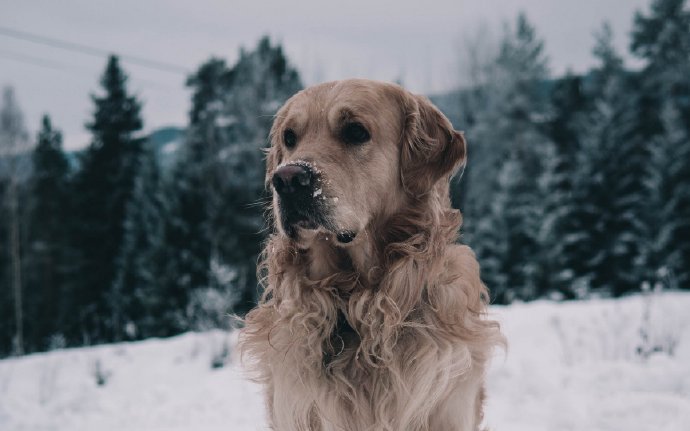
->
[[278, 204, 357, 244], [287, 218, 321, 236], [279, 200, 323, 235]]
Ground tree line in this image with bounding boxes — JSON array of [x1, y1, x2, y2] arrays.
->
[[1, 0, 688, 356], [0, 37, 301, 356], [451, 0, 690, 303]]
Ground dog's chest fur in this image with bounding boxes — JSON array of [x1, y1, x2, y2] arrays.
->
[[265, 303, 484, 431], [322, 310, 359, 367]]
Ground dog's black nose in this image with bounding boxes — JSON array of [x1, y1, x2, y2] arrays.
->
[[272, 164, 314, 196]]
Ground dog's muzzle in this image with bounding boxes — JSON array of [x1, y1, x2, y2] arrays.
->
[[272, 163, 323, 233]]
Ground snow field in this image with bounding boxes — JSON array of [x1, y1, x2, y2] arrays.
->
[[1, 292, 689, 430]]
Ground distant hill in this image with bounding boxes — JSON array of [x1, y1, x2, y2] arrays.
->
[[146, 126, 185, 167], [147, 126, 185, 152], [61, 126, 186, 171]]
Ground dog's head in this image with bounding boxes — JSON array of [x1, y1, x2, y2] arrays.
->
[[266, 79, 466, 245]]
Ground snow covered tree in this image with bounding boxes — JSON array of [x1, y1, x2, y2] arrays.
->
[[216, 37, 302, 313], [165, 36, 302, 329], [632, 0, 690, 289], [72, 56, 145, 343], [581, 24, 648, 296], [25, 115, 72, 350], [645, 104, 690, 290], [474, 156, 519, 303], [0, 86, 31, 354], [539, 73, 592, 299], [162, 58, 228, 332], [111, 143, 170, 340], [632, 0, 690, 99], [468, 13, 551, 302]]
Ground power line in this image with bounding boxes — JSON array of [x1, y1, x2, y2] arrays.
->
[[0, 25, 190, 75], [0, 46, 179, 91]]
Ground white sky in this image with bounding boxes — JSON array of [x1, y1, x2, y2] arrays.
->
[[1, 0, 649, 150]]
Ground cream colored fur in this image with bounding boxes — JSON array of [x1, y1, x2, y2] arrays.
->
[[240, 79, 504, 431]]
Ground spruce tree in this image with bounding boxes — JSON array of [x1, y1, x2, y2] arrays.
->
[[474, 156, 517, 303], [26, 115, 71, 349], [218, 37, 302, 313], [111, 143, 169, 339], [166, 37, 302, 327], [646, 104, 690, 289], [72, 56, 144, 343], [582, 25, 648, 296], [539, 73, 592, 298], [469, 13, 551, 302], [162, 58, 228, 332], [632, 0, 690, 289]]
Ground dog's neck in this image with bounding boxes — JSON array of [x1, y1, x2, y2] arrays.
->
[[297, 226, 381, 289]]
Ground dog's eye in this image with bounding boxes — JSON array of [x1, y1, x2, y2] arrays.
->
[[341, 122, 370, 145], [283, 129, 297, 149]]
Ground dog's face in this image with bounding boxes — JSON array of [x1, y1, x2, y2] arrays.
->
[[267, 79, 467, 245]]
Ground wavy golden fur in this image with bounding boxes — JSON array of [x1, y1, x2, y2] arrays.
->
[[240, 79, 503, 431]]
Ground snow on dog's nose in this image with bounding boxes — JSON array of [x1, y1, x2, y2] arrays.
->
[[271, 164, 314, 197]]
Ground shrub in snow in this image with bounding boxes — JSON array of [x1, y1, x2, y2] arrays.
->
[[551, 280, 685, 364], [210, 339, 230, 369], [636, 279, 682, 359], [47, 334, 66, 351], [92, 358, 111, 387], [185, 285, 237, 332]]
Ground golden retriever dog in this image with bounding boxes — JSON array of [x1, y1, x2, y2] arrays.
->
[[240, 79, 503, 431]]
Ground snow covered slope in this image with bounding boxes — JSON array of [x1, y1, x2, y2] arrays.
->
[[1, 293, 689, 431], [484, 292, 690, 431]]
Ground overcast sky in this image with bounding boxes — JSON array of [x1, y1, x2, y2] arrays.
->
[[1, 0, 649, 150]]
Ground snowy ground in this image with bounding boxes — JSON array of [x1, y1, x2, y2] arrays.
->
[[1, 292, 689, 431]]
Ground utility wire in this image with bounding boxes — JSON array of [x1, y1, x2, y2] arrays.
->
[[0, 48, 180, 93], [0, 25, 190, 75]]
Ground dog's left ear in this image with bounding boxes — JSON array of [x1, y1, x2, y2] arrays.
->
[[399, 94, 467, 197]]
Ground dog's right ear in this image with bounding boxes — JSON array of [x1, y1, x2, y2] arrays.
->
[[398, 93, 467, 198]]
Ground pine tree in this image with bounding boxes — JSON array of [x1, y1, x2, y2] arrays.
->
[[72, 56, 144, 343], [162, 58, 228, 332], [25, 115, 71, 349], [217, 37, 302, 313], [632, 0, 690, 94], [632, 0, 690, 289], [111, 143, 169, 339], [646, 104, 690, 289], [165, 37, 302, 327], [474, 157, 516, 303], [468, 13, 551, 302], [582, 25, 648, 296], [539, 73, 592, 298]]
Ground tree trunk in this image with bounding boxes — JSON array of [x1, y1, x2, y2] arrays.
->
[[8, 178, 24, 355]]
